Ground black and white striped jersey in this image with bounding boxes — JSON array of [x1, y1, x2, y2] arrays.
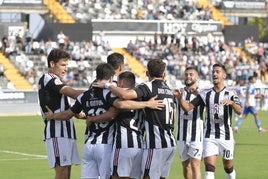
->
[[113, 107, 145, 149], [191, 87, 241, 140], [134, 79, 176, 149], [177, 87, 204, 142], [38, 73, 76, 140], [71, 86, 117, 144]]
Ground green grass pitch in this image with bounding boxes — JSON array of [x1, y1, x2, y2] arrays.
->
[[0, 111, 268, 179]]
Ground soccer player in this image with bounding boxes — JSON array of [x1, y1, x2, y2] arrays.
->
[[233, 75, 267, 133], [107, 52, 125, 81], [112, 71, 146, 179], [177, 66, 204, 179], [87, 71, 152, 179], [38, 49, 84, 179], [174, 63, 242, 179], [45, 63, 163, 179], [93, 59, 177, 179]]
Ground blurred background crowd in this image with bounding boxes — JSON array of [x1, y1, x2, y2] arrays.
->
[[1, 0, 268, 91]]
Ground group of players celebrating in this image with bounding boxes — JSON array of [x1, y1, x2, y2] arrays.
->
[[39, 48, 250, 179]]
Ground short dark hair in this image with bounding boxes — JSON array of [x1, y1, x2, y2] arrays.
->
[[212, 63, 226, 73], [147, 59, 166, 78], [107, 52, 124, 70], [47, 49, 70, 68], [185, 66, 199, 75], [253, 71, 258, 77], [118, 71, 136, 88], [96, 63, 115, 80], [248, 76, 256, 81]]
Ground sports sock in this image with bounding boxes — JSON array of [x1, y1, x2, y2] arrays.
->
[[204, 171, 214, 179], [235, 117, 244, 128], [255, 118, 262, 129], [226, 169, 236, 179]]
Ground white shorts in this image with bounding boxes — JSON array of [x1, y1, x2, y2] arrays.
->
[[141, 147, 176, 179], [45, 137, 80, 168], [112, 148, 143, 179], [177, 140, 203, 161], [203, 138, 235, 160], [81, 143, 112, 179]]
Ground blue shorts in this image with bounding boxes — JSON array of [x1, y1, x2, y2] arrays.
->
[[243, 106, 258, 115]]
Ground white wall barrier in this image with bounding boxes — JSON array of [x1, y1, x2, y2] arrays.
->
[[1, 88, 268, 116], [0, 91, 39, 116]]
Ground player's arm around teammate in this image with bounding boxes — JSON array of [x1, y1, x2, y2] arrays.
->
[[87, 71, 164, 179], [94, 59, 177, 179]]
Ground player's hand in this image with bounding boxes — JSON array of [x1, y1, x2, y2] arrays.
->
[[75, 111, 86, 119], [45, 106, 54, 120], [92, 81, 106, 88], [189, 87, 199, 95], [174, 89, 183, 100], [148, 95, 164, 110], [221, 99, 233, 106]]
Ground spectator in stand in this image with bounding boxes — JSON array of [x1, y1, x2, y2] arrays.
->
[[1, 36, 8, 56], [24, 29, 32, 54], [62, 0, 213, 22], [224, 59, 233, 80], [71, 45, 82, 61], [259, 60, 267, 83], [0, 62, 5, 79], [32, 39, 40, 55], [57, 30, 66, 49]]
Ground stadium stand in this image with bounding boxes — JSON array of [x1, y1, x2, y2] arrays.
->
[[0, 53, 32, 90], [112, 48, 147, 82], [198, 0, 231, 26], [60, 0, 214, 22], [1, 0, 268, 91], [44, 0, 75, 23]]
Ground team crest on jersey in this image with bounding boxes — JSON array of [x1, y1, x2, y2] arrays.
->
[[62, 155, 67, 162], [54, 78, 63, 85], [233, 96, 241, 105]]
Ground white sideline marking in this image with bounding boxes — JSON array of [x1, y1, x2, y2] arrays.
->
[[0, 158, 46, 161], [0, 150, 47, 161]]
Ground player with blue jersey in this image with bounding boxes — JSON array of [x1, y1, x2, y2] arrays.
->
[[233, 75, 267, 133]]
